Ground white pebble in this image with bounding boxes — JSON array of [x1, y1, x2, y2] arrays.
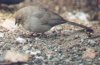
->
[[88, 39, 96, 44], [0, 32, 4, 37], [35, 37, 40, 41], [30, 50, 41, 55], [35, 56, 44, 60], [26, 50, 41, 55], [81, 39, 84, 42], [16, 37, 26, 44]]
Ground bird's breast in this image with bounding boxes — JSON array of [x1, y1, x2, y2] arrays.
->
[[22, 18, 51, 33]]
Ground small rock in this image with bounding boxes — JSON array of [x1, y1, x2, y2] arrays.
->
[[80, 39, 84, 42], [26, 50, 41, 55], [35, 56, 44, 60], [16, 37, 27, 44], [22, 45, 30, 50], [88, 39, 96, 44], [0, 32, 4, 38], [78, 63, 84, 65], [35, 37, 41, 41], [30, 50, 41, 55]]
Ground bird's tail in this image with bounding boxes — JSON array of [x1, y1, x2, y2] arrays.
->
[[63, 19, 94, 33]]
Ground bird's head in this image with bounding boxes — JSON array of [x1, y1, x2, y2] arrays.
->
[[14, 12, 24, 26]]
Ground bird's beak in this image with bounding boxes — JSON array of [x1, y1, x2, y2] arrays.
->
[[15, 19, 20, 26]]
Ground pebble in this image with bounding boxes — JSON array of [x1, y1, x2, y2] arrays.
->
[[80, 39, 84, 42], [0, 32, 4, 38], [16, 37, 27, 44], [30, 50, 41, 55], [22, 45, 30, 50], [88, 39, 96, 44], [35, 56, 44, 60], [25, 50, 41, 55], [78, 63, 84, 65]]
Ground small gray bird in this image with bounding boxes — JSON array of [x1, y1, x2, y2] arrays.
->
[[14, 6, 93, 35]]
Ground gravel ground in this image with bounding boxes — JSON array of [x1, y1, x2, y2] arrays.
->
[[0, 12, 100, 65]]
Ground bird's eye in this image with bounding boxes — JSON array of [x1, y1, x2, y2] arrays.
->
[[18, 18, 22, 21]]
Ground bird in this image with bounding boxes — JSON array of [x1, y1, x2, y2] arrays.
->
[[0, 0, 24, 5], [14, 6, 93, 36]]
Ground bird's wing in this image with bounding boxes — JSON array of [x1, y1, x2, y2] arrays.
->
[[37, 9, 66, 26], [46, 12, 66, 26]]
